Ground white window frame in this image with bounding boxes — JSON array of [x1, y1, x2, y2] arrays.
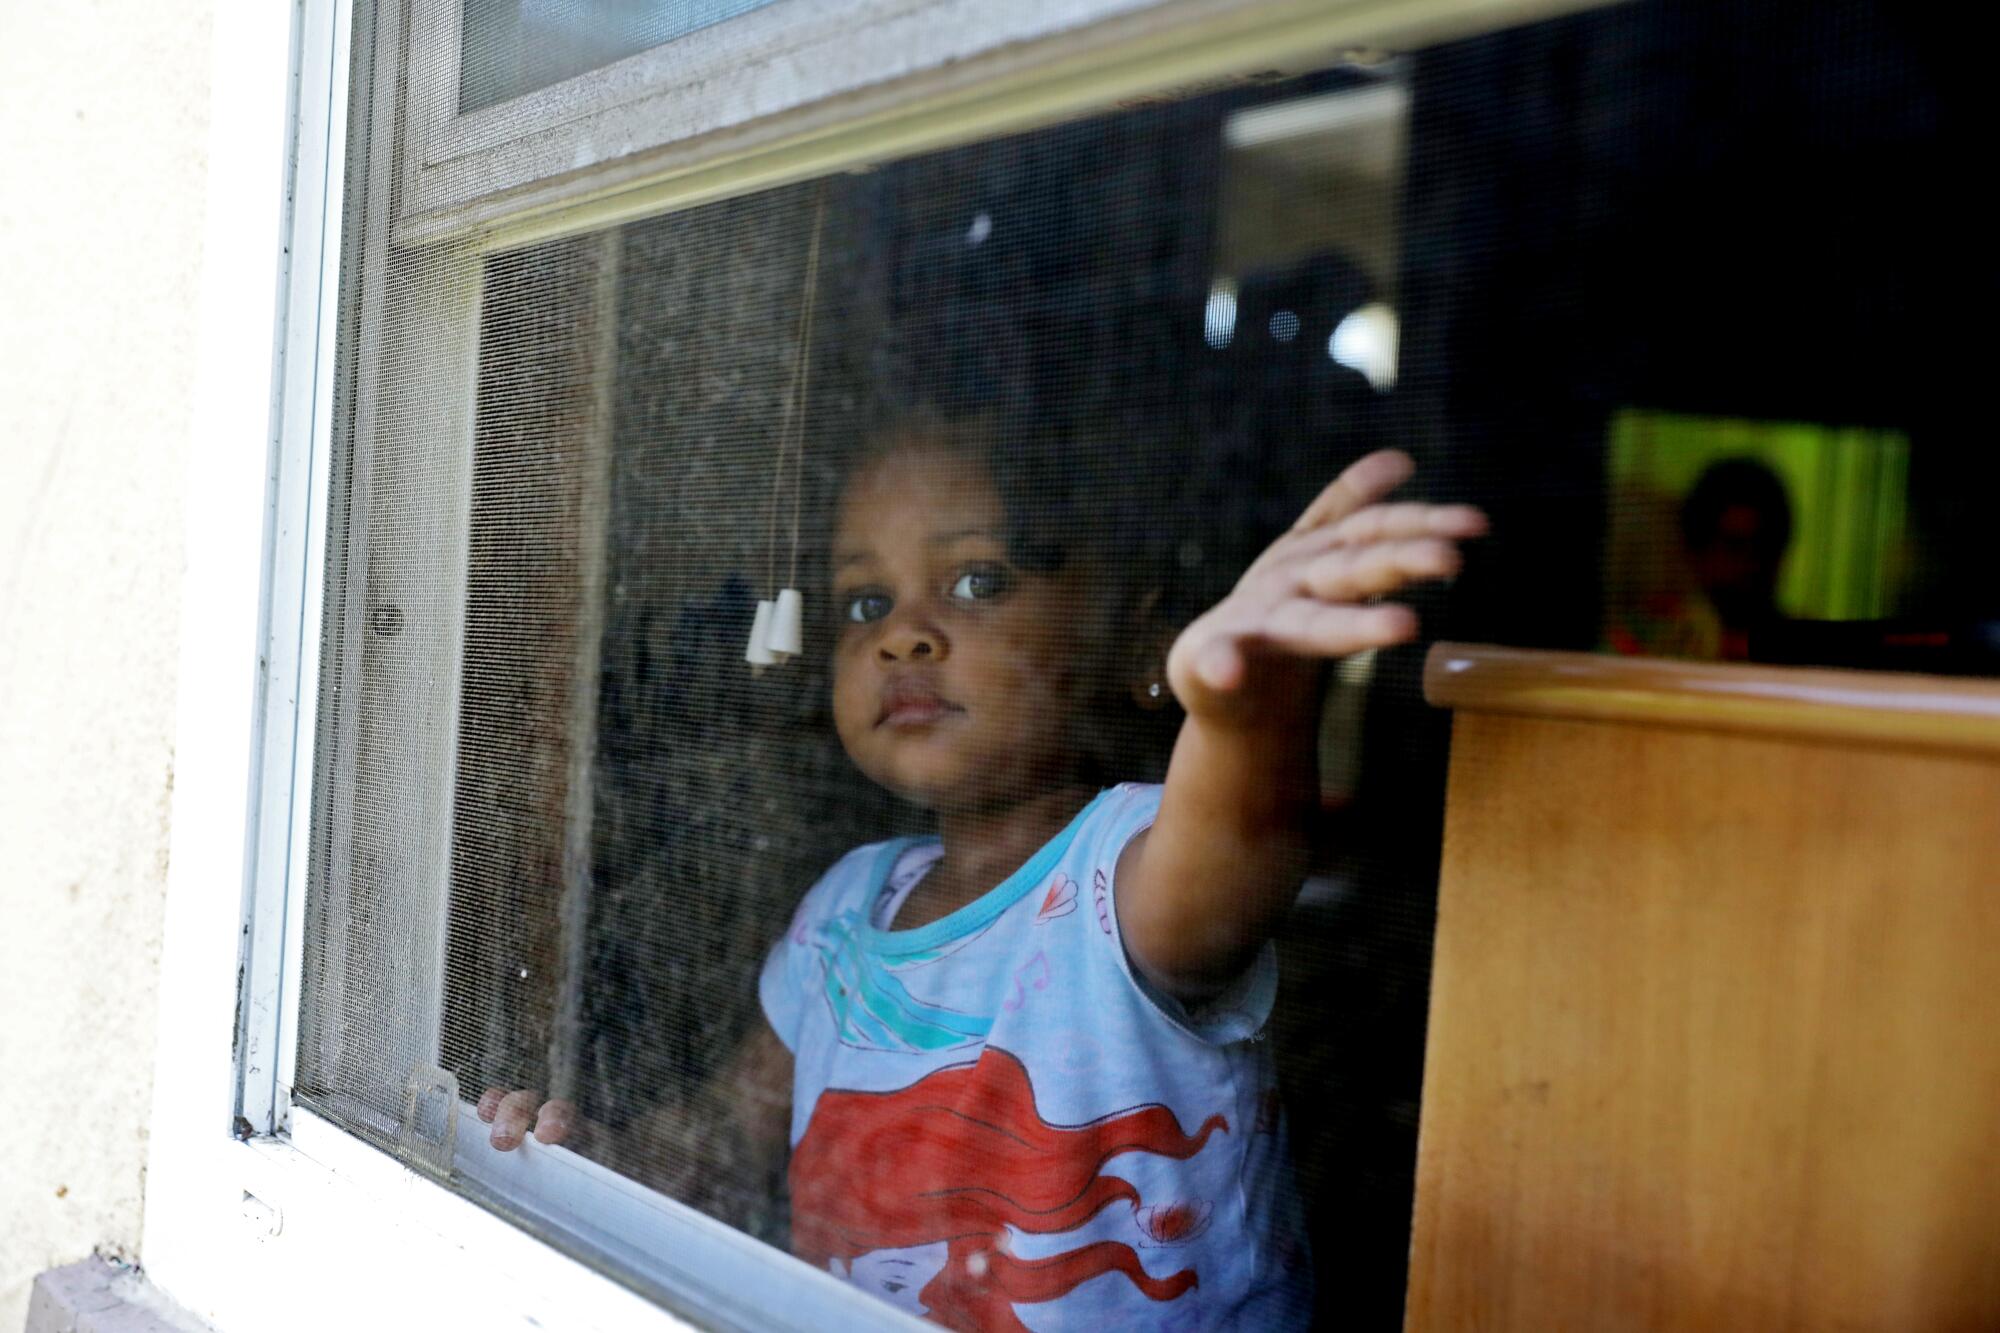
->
[[141, 0, 1603, 1329]]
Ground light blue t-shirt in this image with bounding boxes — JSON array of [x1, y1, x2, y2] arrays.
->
[[760, 784, 1312, 1331]]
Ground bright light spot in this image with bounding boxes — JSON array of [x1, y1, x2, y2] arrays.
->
[[1329, 302, 1399, 390], [966, 212, 992, 246], [1203, 283, 1238, 349], [1269, 309, 1301, 342]]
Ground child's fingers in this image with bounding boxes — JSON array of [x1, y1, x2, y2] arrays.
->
[[1187, 598, 1416, 690], [1261, 599, 1420, 659], [1321, 501, 1488, 548], [1289, 449, 1414, 533], [488, 1088, 544, 1151], [1297, 536, 1461, 603], [533, 1100, 579, 1145], [1248, 500, 1480, 580], [476, 1087, 507, 1123]]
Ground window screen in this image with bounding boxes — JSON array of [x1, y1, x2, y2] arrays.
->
[[298, 2, 1979, 1328]]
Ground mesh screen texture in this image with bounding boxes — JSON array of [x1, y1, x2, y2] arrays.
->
[[299, 2, 1979, 1328]]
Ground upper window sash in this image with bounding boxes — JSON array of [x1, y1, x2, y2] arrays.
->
[[394, 0, 1600, 250]]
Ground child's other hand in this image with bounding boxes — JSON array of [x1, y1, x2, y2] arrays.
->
[[476, 1085, 586, 1152], [1166, 449, 1486, 725]]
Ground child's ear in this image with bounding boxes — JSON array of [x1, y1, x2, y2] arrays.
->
[[1125, 587, 1177, 712]]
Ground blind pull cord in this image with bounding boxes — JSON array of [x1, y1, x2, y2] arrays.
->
[[748, 190, 827, 669]]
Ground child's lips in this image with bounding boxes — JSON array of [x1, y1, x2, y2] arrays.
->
[[877, 678, 962, 728]]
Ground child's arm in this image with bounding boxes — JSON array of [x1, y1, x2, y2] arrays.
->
[[1116, 449, 1486, 1000]]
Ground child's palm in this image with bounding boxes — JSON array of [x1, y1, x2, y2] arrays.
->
[[1166, 449, 1486, 724]]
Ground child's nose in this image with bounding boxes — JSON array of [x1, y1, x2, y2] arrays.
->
[[878, 613, 948, 663]]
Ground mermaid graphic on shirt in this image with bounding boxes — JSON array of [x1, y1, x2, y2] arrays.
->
[[791, 1047, 1223, 1332]]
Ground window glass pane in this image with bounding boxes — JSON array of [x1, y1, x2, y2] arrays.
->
[[302, 3, 1979, 1328], [459, 0, 783, 112]]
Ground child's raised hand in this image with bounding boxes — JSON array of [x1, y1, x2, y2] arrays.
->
[[1166, 449, 1486, 725]]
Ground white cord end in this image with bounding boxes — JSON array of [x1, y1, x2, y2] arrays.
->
[[745, 599, 778, 667], [769, 588, 804, 658]]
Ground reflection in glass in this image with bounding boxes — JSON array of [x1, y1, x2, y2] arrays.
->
[[1602, 410, 1912, 661], [459, 0, 782, 112]]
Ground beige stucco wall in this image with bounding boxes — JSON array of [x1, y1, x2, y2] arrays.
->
[[0, 4, 215, 1327]]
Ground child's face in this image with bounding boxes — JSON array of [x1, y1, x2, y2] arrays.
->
[[831, 445, 1099, 811]]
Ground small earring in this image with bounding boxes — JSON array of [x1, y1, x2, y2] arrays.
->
[[1147, 681, 1162, 699]]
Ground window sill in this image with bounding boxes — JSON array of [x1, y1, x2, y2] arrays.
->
[[26, 1259, 213, 1333], [276, 1097, 927, 1332]]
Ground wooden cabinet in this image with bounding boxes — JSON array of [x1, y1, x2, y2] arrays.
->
[[1407, 645, 2000, 1331]]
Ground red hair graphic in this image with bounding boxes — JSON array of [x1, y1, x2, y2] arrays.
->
[[790, 1047, 1227, 1331]]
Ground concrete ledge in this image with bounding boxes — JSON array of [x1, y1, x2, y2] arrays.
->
[[23, 1260, 211, 1333]]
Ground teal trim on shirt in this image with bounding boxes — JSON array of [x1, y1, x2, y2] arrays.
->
[[858, 788, 1112, 960]]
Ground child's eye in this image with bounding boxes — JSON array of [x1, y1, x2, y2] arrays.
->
[[843, 591, 893, 624], [949, 565, 1012, 603]]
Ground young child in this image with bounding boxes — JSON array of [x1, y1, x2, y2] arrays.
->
[[483, 419, 1485, 1331]]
